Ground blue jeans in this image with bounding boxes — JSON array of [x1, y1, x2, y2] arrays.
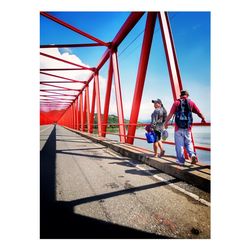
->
[[174, 128, 195, 163]]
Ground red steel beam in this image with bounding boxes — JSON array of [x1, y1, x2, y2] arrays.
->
[[112, 50, 126, 143], [40, 43, 105, 48], [158, 12, 196, 158], [40, 68, 91, 71], [40, 89, 80, 92], [40, 96, 75, 100], [41, 104, 72, 106], [72, 101, 75, 129], [127, 12, 157, 144], [70, 105, 74, 128], [158, 12, 183, 100], [102, 53, 113, 137], [94, 73, 102, 136], [40, 94, 77, 98], [40, 104, 68, 107], [40, 12, 109, 47], [40, 99, 72, 102], [41, 99, 72, 101], [76, 96, 79, 130], [40, 71, 86, 83], [82, 92, 87, 132], [40, 52, 95, 71], [85, 86, 91, 133], [89, 81, 96, 133], [40, 82, 81, 91], [40, 102, 69, 105], [79, 93, 83, 131], [40, 81, 82, 84], [84, 12, 145, 87], [40, 90, 78, 97], [112, 12, 145, 49]]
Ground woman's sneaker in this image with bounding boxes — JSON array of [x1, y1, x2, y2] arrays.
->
[[159, 150, 165, 158]]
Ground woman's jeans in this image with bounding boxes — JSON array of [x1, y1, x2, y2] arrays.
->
[[174, 128, 195, 163]]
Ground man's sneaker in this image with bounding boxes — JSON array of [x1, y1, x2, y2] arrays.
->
[[191, 154, 198, 164]]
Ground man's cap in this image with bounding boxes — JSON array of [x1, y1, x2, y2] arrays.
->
[[152, 99, 162, 105], [180, 90, 189, 97]]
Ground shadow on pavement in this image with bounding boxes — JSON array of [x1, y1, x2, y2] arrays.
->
[[40, 125, 168, 239]]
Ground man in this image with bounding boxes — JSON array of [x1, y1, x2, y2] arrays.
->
[[151, 99, 167, 157], [164, 90, 206, 165]]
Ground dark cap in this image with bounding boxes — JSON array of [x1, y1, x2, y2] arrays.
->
[[152, 98, 162, 105], [180, 90, 189, 97]]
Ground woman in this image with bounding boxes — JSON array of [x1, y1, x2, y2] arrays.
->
[[151, 99, 167, 157]]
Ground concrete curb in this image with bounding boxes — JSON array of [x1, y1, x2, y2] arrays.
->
[[64, 127, 210, 192]]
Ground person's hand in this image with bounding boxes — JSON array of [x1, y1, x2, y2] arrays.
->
[[201, 118, 206, 123]]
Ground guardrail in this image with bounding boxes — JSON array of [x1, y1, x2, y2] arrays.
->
[[81, 122, 211, 152]]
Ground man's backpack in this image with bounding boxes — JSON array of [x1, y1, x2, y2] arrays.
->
[[175, 99, 193, 129]]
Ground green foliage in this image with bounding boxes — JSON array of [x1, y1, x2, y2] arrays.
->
[[93, 114, 130, 128]]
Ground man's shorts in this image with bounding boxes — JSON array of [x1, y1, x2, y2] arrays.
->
[[154, 130, 161, 142]]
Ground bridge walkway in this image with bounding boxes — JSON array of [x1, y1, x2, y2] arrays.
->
[[40, 125, 210, 239]]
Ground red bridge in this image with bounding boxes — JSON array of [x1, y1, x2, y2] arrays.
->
[[40, 11, 210, 239]]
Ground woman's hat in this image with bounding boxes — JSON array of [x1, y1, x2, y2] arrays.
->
[[152, 99, 162, 105]]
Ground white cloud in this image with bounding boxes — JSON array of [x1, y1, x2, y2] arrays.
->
[[40, 48, 95, 111], [40, 48, 153, 123]]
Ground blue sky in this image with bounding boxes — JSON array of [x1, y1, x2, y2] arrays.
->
[[40, 11, 210, 122]]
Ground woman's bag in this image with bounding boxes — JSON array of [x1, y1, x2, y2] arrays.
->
[[161, 129, 169, 141], [145, 131, 156, 143]]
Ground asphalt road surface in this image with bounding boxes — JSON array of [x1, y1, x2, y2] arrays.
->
[[40, 124, 210, 239]]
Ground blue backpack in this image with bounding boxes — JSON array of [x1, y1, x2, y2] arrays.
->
[[175, 99, 193, 129]]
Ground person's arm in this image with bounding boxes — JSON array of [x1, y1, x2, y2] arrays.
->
[[151, 111, 157, 129], [164, 103, 177, 128], [191, 101, 206, 123]]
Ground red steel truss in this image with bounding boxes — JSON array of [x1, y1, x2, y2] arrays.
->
[[40, 11, 210, 160]]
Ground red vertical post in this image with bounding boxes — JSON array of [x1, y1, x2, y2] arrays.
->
[[72, 102, 75, 129], [127, 12, 157, 144], [158, 11, 196, 158], [85, 86, 91, 133], [78, 96, 80, 130], [89, 81, 96, 133], [82, 92, 87, 131], [68, 108, 71, 127], [68, 105, 71, 128], [69, 107, 71, 128], [102, 53, 113, 137], [71, 104, 74, 128], [79, 93, 83, 131], [64, 108, 67, 127], [75, 97, 79, 130], [111, 49, 126, 143], [94, 72, 102, 137]]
